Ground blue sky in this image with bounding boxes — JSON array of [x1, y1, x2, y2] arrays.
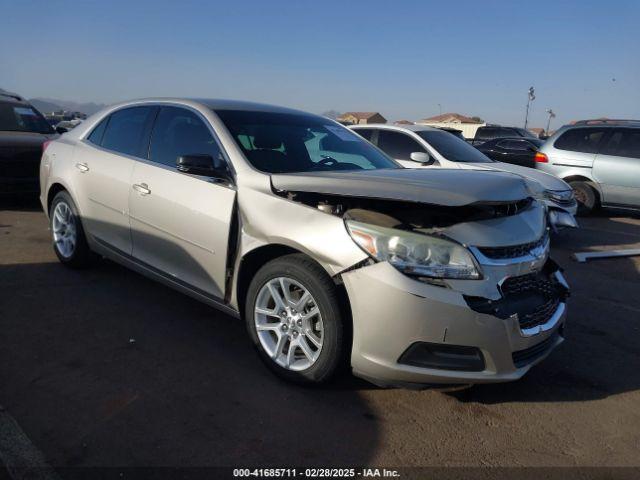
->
[[1, 0, 638, 128]]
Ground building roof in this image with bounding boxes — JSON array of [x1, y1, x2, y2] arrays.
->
[[420, 112, 482, 124], [393, 120, 414, 125], [338, 112, 384, 120]]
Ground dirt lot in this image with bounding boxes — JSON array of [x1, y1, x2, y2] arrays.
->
[[1, 200, 639, 470]]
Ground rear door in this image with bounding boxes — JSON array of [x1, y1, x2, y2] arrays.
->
[[593, 128, 640, 207], [128, 106, 236, 300], [75, 106, 157, 254], [550, 127, 606, 169]]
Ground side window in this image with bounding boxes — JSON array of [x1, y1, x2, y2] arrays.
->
[[101, 106, 156, 158], [554, 128, 605, 153], [149, 106, 222, 168], [500, 139, 529, 150], [601, 129, 640, 159], [354, 129, 374, 141], [87, 117, 109, 145], [377, 130, 425, 160]]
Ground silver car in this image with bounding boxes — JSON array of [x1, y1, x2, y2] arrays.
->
[[40, 98, 568, 387], [535, 121, 640, 214], [349, 124, 578, 230]]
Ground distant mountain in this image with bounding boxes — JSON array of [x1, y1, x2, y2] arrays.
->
[[29, 98, 107, 116], [29, 99, 63, 114]]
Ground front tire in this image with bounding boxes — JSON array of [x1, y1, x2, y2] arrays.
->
[[245, 254, 345, 384], [49, 191, 94, 268]]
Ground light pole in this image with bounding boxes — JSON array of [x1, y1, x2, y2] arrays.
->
[[524, 86, 535, 129], [437, 103, 442, 115], [545, 109, 556, 136]]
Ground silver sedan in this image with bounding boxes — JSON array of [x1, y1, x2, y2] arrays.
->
[[40, 98, 568, 386]]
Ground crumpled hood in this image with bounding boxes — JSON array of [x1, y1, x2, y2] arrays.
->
[[271, 168, 532, 207], [468, 161, 571, 192]]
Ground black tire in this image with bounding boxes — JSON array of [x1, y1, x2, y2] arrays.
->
[[245, 254, 345, 384], [49, 191, 94, 268], [570, 181, 598, 215]]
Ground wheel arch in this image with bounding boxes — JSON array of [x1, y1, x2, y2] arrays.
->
[[46, 182, 70, 215], [563, 174, 602, 201], [235, 244, 353, 370]]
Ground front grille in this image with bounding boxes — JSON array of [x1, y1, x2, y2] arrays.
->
[[501, 271, 558, 297], [478, 233, 548, 260], [512, 332, 561, 368], [519, 297, 560, 330], [465, 264, 568, 333], [501, 272, 564, 330]]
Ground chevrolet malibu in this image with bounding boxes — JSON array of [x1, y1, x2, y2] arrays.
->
[[40, 99, 568, 386]]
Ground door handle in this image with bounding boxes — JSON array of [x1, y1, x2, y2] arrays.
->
[[133, 183, 151, 195], [75, 162, 89, 172]]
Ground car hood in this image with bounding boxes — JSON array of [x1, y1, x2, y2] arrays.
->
[[468, 161, 570, 192], [271, 168, 532, 207]]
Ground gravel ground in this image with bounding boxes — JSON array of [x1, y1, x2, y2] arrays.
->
[[1, 200, 639, 469]]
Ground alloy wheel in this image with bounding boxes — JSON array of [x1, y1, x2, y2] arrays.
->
[[254, 276, 324, 371], [52, 201, 77, 258]]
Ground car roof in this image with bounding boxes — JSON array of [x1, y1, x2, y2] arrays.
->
[[350, 123, 441, 133], [106, 97, 313, 116]]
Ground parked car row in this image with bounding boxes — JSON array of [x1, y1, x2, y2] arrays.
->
[[441, 121, 640, 215], [536, 122, 640, 214], [40, 98, 569, 387], [349, 124, 578, 230]]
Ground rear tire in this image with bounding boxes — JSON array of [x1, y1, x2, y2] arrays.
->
[[245, 254, 345, 384], [49, 191, 94, 268], [570, 181, 598, 215]]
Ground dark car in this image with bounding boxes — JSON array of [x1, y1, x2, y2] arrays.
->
[[475, 137, 544, 168], [0, 89, 57, 195], [470, 125, 538, 146]]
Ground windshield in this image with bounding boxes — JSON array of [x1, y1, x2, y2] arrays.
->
[[215, 109, 399, 173], [0, 103, 54, 134], [417, 130, 494, 163], [516, 128, 537, 139]]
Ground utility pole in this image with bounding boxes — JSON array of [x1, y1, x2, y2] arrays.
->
[[524, 86, 535, 129], [545, 109, 556, 135]]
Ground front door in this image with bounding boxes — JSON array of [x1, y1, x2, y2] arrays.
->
[[128, 106, 236, 299]]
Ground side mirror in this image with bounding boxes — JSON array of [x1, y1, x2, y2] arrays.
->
[[176, 154, 232, 182], [55, 126, 69, 134], [409, 151, 434, 165]]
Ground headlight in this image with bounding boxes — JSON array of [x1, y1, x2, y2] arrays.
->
[[345, 220, 481, 280], [544, 189, 574, 204]]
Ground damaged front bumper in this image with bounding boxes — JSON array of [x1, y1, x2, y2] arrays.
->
[[341, 258, 568, 387]]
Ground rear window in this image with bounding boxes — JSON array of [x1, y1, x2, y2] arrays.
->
[[601, 129, 640, 159], [554, 128, 606, 153], [0, 103, 53, 134], [87, 117, 109, 145], [100, 106, 156, 158]]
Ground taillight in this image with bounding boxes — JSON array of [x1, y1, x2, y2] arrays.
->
[[534, 152, 548, 163], [42, 140, 52, 153]]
